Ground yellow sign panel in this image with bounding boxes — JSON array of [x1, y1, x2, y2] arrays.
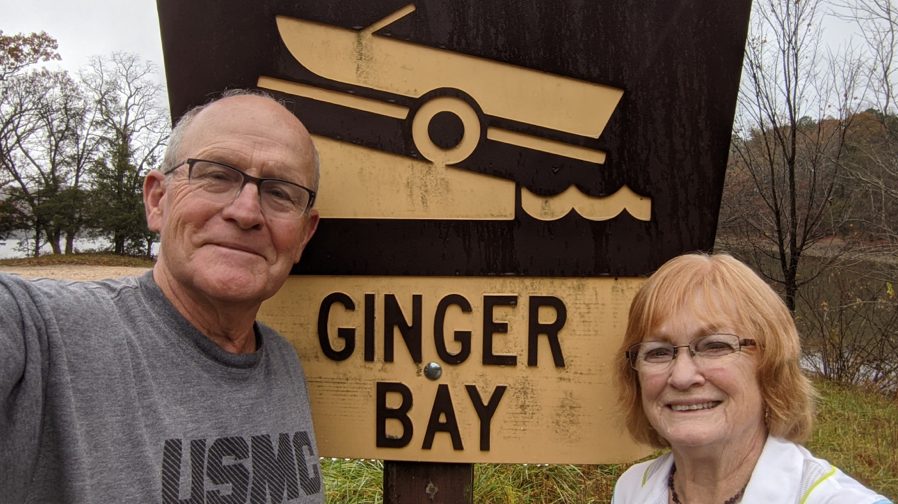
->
[[259, 276, 650, 464]]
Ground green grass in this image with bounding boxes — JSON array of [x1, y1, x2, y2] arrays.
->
[[321, 461, 630, 504], [807, 379, 898, 499], [473, 464, 627, 503], [322, 379, 897, 503], [322, 459, 385, 504]]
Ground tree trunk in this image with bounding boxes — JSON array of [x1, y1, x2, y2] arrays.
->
[[65, 232, 75, 254], [47, 229, 62, 255], [31, 228, 40, 257]]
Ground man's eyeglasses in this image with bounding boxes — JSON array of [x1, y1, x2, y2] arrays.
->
[[626, 333, 757, 373], [164, 158, 316, 217]]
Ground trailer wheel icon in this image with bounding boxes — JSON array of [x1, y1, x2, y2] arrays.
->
[[411, 94, 482, 164]]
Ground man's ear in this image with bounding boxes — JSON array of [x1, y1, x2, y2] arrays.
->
[[144, 170, 167, 233], [293, 209, 320, 264]]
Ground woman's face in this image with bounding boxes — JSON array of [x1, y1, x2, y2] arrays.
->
[[638, 294, 766, 453]]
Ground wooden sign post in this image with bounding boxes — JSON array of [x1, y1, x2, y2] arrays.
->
[[157, 1, 753, 501], [384, 461, 472, 503]]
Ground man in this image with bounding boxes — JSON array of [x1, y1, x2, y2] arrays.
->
[[0, 91, 324, 503]]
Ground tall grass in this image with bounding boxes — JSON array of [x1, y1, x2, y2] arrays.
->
[[323, 459, 384, 504], [808, 379, 898, 499], [473, 464, 627, 503], [322, 378, 897, 503], [322, 461, 631, 503]]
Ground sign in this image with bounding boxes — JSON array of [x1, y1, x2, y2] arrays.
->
[[157, 0, 752, 464], [261, 276, 643, 463]]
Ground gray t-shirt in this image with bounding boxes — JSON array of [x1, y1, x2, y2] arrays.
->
[[0, 271, 324, 503]]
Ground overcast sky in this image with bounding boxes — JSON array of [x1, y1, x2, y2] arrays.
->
[[2, 0, 860, 105], [1, 0, 165, 79]]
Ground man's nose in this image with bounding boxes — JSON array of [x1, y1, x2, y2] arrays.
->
[[222, 181, 265, 227]]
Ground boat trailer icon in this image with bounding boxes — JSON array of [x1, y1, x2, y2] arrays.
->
[[258, 4, 651, 222]]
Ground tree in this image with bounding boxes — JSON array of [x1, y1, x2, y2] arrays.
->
[[2, 43, 168, 257], [0, 32, 64, 251], [837, 0, 898, 247], [798, 258, 898, 397], [80, 53, 169, 256], [0, 30, 59, 81], [11, 71, 94, 255], [0, 72, 42, 239], [720, 2, 898, 392], [718, 0, 863, 311], [839, 110, 898, 243], [0, 69, 71, 255]]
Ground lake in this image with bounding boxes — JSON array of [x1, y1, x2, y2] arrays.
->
[[0, 234, 123, 259]]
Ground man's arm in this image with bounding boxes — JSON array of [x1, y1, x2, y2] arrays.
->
[[0, 274, 29, 402], [0, 274, 45, 499]]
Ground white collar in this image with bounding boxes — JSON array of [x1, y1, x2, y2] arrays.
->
[[742, 436, 807, 501]]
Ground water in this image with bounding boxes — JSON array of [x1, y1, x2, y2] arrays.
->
[[803, 351, 897, 396], [0, 234, 116, 259]]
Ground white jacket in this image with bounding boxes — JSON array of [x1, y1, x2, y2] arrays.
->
[[612, 436, 892, 503]]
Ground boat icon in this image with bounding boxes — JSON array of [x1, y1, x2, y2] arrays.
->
[[258, 4, 650, 222]]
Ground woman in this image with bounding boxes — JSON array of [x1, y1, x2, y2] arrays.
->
[[612, 253, 891, 503]]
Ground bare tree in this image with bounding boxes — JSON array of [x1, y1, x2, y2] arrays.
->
[[839, 0, 898, 112], [799, 263, 898, 398], [3, 42, 167, 257], [718, 0, 863, 311], [837, 0, 898, 247], [0, 69, 84, 255], [0, 65, 96, 256], [0, 31, 59, 203], [0, 70, 47, 249], [9, 71, 90, 255], [80, 52, 169, 256]]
